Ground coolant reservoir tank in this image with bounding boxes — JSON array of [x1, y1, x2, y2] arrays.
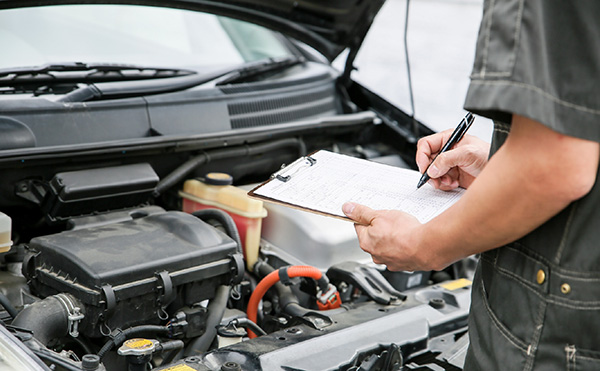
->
[[180, 173, 267, 271], [0, 212, 12, 253]]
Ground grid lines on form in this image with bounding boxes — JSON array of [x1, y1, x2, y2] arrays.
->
[[254, 150, 464, 223]]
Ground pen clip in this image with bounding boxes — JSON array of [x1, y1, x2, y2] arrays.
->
[[456, 112, 475, 142]]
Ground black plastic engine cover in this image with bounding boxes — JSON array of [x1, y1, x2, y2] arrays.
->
[[42, 163, 159, 222], [25, 211, 243, 337]]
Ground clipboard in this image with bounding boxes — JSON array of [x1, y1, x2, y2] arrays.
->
[[248, 151, 351, 221], [248, 150, 464, 223]]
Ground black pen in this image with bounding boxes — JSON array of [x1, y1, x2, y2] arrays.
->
[[416, 112, 475, 189]]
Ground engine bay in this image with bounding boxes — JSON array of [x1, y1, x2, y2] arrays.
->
[[0, 132, 474, 370], [0, 53, 474, 370]]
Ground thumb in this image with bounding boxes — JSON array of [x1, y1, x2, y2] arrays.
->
[[342, 202, 376, 225]]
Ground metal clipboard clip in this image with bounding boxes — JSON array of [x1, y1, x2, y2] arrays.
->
[[271, 155, 317, 182]]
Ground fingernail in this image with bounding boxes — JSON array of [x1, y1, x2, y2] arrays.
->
[[342, 202, 355, 216], [428, 164, 440, 177]]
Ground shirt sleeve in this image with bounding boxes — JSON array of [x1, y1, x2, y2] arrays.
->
[[463, 0, 600, 142]]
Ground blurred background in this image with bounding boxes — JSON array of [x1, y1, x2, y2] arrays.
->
[[336, 0, 493, 141]]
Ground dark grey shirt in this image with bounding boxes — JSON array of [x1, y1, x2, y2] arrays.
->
[[461, 1, 600, 370], [464, 0, 600, 141]]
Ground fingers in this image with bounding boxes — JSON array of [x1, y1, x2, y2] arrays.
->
[[342, 202, 376, 225], [416, 131, 490, 175], [428, 144, 487, 180], [437, 175, 461, 191], [343, 204, 383, 259], [415, 129, 454, 173], [416, 132, 445, 173], [343, 207, 429, 271]]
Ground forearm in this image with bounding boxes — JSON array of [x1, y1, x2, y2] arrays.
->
[[417, 116, 599, 270], [344, 116, 599, 272]]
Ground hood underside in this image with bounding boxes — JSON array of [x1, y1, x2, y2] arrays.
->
[[0, 0, 386, 61]]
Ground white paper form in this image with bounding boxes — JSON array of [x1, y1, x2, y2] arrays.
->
[[251, 150, 464, 223]]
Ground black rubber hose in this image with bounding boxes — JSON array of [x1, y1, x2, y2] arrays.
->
[[97, 325, 170, 359], [0, 292, 18, 319], [158, 340, 184, 353], [158, 340, 185, 366], [184, 285, 231, 356], [153, 137, 305, 197], [192, 209, 242, 254], [254, 261, 311, 317], [274, 282, 310, 317], [72, 336, 94, 355], [11, 295, 74, 346]]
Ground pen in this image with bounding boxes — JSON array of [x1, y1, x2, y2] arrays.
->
[[416, 112, 475, 189]]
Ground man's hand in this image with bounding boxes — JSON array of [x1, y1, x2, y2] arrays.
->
[[416, 131, 490, 190], [344, 115, 599, 272], [342, 202, 436, 271]]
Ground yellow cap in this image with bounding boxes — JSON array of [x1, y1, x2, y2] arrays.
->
[[204, 172, 233, 186]]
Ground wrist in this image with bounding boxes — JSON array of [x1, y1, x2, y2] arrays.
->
[[409, 222, 452, 272]]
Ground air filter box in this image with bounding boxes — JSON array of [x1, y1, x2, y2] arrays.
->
[[42, 163, 159, 222], [24, 211, 243, 337]]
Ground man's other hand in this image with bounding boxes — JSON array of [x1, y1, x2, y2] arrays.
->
[[416, 131, 490, 190], [342, 202, 440, 271]]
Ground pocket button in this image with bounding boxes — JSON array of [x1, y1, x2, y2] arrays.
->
[[536, 269, 546, 285]]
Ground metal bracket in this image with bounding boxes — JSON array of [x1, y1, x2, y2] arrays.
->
[[14, 180, 47, 206], [327, 262, 407, 304]]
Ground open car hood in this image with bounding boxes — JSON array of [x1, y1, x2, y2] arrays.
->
[[0, 0, 386, 61]]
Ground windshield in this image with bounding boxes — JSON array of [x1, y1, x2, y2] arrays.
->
[[0, 4, 293, 71]]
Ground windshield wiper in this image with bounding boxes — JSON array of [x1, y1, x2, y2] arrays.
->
[[214, 55, 305, 85], [58, 56, 305, 102], [0, 62, 196, 86]]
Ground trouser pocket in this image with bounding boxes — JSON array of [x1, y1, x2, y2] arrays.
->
[[464, 270, 529, 370], [566, 345, 600, 371]]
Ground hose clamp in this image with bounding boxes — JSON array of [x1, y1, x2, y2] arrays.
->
[[278, 267, 292, 286], [55, 294, 85, 338]]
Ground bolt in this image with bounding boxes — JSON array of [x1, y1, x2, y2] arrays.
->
[[221, 361, 241, 371], [429, 297, 445, 309]]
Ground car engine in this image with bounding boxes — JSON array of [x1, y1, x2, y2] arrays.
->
[[0, 35, 474, 368], [0, 138, 475, 370]]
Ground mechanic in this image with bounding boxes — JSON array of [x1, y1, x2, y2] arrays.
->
[[342, 1, 600, 369]]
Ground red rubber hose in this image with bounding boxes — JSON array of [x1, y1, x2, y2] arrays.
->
[[246, 266, 323, 338]]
